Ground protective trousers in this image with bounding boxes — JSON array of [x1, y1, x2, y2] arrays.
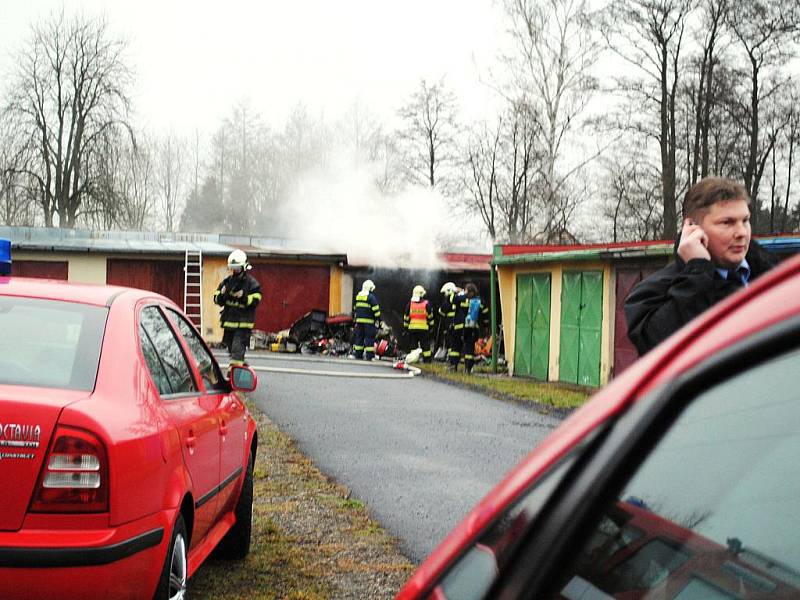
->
[[223, 328, 252, 366], [448, 326, 463, 368], [462, 327, 479, 373], [353, 323, 377, 360], [408, 330, 432, 362]]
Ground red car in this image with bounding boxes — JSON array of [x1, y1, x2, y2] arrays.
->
[[399, 254, 800, 600], [0, 276, 258, 600]]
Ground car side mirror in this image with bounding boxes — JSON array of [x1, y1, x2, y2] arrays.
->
[[230, 365, 257, 392]]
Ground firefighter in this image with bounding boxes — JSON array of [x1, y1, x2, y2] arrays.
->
[[214, 249, 262, 366], [438, 282, 458, 362], [403, 285, 434, 363], [461, 283, 489, 374], [449, 283, 488, 373], [352, 279, 381, 360]]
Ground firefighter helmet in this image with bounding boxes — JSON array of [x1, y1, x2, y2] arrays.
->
[[440, 281, 457, 294], [227, 249, 249, 270], [412, 285, 426, 299], [361, 279, 376, 293]]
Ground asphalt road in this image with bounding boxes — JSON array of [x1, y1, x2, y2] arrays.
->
[[244, 352, 565, 563]]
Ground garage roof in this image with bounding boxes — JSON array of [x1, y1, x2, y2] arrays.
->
[[1, 226, 348, 264]]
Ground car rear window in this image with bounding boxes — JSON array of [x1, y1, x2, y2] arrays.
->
[[0, 296, 108, 390]]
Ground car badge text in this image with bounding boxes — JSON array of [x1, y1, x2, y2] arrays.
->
[[0, 422, 41, 452]]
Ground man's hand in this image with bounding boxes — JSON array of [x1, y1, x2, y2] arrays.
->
[[231, 289, 244, 298], [220, 286, 226, 295], [678, 218, 711, 263]]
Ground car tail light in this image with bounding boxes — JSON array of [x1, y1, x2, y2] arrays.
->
[[30, 426, 109, 513]]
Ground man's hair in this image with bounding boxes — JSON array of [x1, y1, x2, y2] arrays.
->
[[682, 177, 750, 219], [465, 283, 478, 297]]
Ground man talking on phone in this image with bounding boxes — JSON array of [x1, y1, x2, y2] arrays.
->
[[625, 176, 777, 356]]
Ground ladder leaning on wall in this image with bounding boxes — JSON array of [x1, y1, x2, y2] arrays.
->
[[183, 249, 203, 332]]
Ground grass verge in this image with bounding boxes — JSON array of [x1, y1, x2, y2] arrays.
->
[[416, 362, 591, 412], [190, 403, 414, 599]]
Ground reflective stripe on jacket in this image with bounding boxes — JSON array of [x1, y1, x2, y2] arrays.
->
[[354, 291, 381, 324], [214, 273, 262, 329], [404, 299, 434, 330]]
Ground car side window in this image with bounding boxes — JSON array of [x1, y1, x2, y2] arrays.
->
[[553, 347, 800, 600], [165, 307, 226, 391], [139, 323, 172, 395], [139, 306, 197, 396]]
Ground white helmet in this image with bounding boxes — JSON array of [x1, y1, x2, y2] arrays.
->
[[412, 285, 426, 300], [361, 279, 376, 293], [440, 281, 457, 294], [227, 249, 249, 270]]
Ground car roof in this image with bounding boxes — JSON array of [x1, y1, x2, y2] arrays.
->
[[0, 276, 159, 307]]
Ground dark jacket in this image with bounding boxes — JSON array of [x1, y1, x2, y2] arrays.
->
[[624, 239, 776, 356], [214, 272, 262, 329], [353, 291, 381, 324]]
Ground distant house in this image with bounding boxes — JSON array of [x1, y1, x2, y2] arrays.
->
[[494, 235, 800, 387]]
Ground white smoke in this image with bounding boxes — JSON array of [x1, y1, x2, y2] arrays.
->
[[283, 150, 451, 269]]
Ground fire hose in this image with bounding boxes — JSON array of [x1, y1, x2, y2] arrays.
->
[[218, 353, 421, 379]]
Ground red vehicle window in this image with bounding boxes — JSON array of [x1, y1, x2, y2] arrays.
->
[[164, 307, 226, 392], [0, 295, 106, 390], [553, 346, 800, 599], [139, 306, 197, 396]]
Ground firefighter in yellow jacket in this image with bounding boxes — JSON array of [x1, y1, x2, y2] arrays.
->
[[214, 249, 262, 366], [403, 285, 434, 363]]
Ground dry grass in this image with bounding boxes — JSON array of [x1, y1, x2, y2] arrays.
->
[[416, 362, 591, 412]]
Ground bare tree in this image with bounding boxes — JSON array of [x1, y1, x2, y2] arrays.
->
[[502, 0, 599, 239], [397, 78, 460, 191], [0, 119, 38, 226], [85, 129, 153, 230], [602, 0, 693, 238], [728, 0, 800, 232], [464, 119, 502, 240], [602, 144, 663, 241], [688, 0, 730, 184], [155, 132, 186, 232], [463, 101, 542, 243], [780, 89, 800, 231], [3, 12, 133, 228]]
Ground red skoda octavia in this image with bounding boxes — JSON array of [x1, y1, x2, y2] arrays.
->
[[0, 276, 258, 600]]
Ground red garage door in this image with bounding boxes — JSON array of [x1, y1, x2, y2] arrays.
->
[[11, 260, 68, 280], [614, 266, 661, 377], [107, 259, 185, 308], [251, 263, 330, 332]]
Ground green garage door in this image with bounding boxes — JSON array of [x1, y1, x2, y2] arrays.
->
[[514, 273, 551, 380], [559, 271, 603, 387]]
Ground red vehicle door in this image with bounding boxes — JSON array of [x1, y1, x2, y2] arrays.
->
[[138, 305, 221, 542], [164, 307, 247, 516]]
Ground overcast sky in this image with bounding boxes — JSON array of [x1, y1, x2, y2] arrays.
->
[[0, 0, 505, 133]]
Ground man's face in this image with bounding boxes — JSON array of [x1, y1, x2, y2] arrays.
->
[[697, 199, 751, 269]]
